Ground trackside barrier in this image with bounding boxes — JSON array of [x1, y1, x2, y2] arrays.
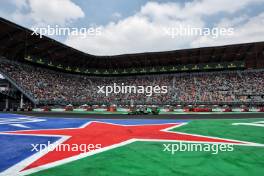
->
[[93, 108, 107, 112], [32, 108, 45, 112], [51, 108, 66, 112], [249, 108, 259, 112], [160, 108, 170, 112], [73, 108, 87, 112], [116, 108, 130, 112], [232, 108, 242, 112], [212, 108, 222, 112], [174, 109, 184, 112]]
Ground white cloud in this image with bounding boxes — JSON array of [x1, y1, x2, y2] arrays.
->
[[11, 0, 28, 9], [191, 12, 264, 47], [3, 0, 264, 55], [28, 0, 84, 25], [65, 0, 264, 55], [112, 12, 122, 19], [7, 0, 85, 26], [67, 14, 202, 55], [65, 2, 203, 55], [182, 0, 263, 16]]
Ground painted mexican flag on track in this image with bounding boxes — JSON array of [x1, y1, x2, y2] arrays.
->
[[0, 113, 263, 176]]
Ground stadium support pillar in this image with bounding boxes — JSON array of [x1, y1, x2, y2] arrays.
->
[[20, 93, 23, 108], [5, 98, 9, 109], [5, 82, 10, 109]]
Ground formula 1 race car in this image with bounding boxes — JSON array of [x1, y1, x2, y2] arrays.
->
[[128, 106, 160, 115]]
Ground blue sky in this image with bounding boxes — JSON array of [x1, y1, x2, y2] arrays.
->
[[0, 0, 264, 55]]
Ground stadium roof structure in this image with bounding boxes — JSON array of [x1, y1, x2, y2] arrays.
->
[[0, 17, 264, 70]]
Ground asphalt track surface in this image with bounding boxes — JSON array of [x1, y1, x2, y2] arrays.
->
[[8, 111, 264, 119]]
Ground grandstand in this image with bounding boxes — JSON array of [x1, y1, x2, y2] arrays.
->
[[0, 17, 264, 111]]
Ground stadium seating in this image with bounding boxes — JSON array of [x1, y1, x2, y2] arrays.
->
[[0, 59, 264, 106]]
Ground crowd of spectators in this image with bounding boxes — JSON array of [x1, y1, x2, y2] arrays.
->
[[0, 59, 264, 105]]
